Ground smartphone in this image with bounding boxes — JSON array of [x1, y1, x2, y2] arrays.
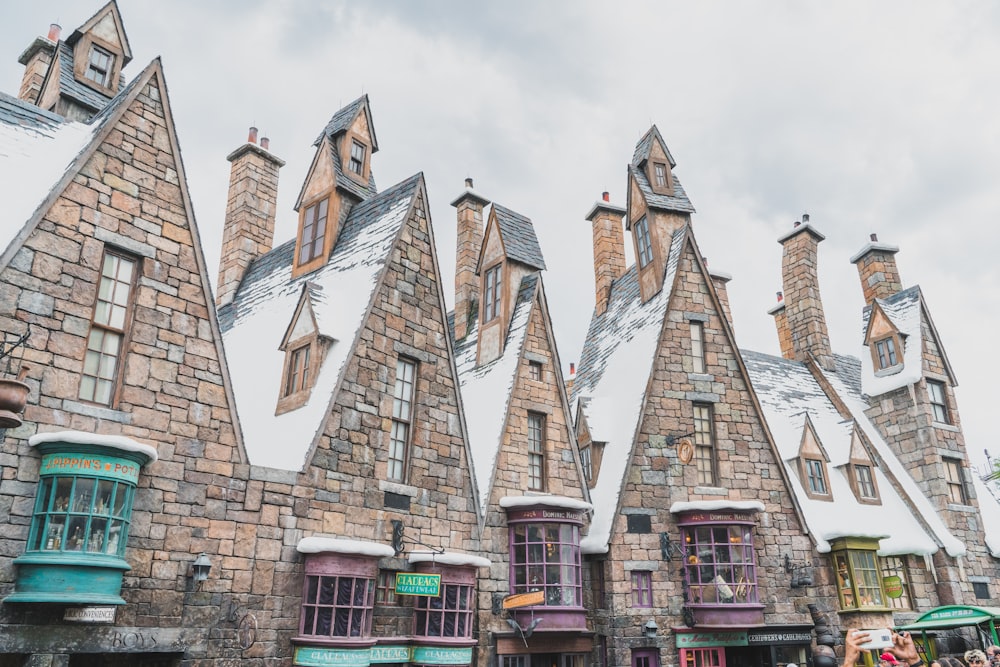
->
[[854, 629, 894, 651]]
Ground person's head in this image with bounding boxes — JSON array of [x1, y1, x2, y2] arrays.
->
[[931, 660, 943, 667], [966, 651, 988, 666], [882, 654, 901, 667]]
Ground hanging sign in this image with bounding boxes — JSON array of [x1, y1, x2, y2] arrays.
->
[[883, 575, 904, 599], [502, 590, 546, 609], [395, 572, 441, 596]]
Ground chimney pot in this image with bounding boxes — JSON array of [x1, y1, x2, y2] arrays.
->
[[777, 291, 783, 302], [465, 177, 474, 189], [793, 221, 801, 228], [802, 213, 810, 223], [47, 23, 61, 41], [260, 136, 270, 150], [870, 233, 878, 242], [247, 126, 258, 144], [602, 191, 610, 202], [569, 363, 576, 376]]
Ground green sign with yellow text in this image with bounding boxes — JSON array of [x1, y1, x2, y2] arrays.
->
[[394, 572, 441, 596]]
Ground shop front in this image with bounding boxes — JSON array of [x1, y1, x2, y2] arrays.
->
[[675, 626, 814, 667]]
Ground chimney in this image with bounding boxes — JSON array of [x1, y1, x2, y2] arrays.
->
[[216, 127, 286, 307], [450, 178, 489, 339], [586, 192, 627, 316], [849, 232, 902, 303], [768, 291, 795, 360], [777, 214, 835, 370], [16, 22, 60, 105], [708, 266, 735, 333]]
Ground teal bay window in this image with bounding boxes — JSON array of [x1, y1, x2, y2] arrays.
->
[[5, 431, 157, 605]]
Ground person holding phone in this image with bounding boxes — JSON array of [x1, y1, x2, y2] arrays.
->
[[845, 630, 922, 667]]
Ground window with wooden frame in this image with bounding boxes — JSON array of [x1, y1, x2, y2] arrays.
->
[[804, 458, 828, 496], [630, 570, 653, 608], [927, 380, 950, 424], [682, 522, 758, 605], [874, 336, 899, 370], [299, 563, 375, 638], [80, 250, 138, 406], [690, 320, 706, 374], [636, 215, 653, 268], [693, 403, 716, 486], [85, 44, 115, 88], [852, 463, 878, 502], [591, 559, 606, 609], [375, 569, 398, 605], [284, 344, 311, 397], [831, 538, 886, 610], [580, 445, 592, 483], [412, 579, 475, 638], [484, 263, 502, 322], [528, 360, 542, 381], [653, 162, 668, 188], [528, 412, 546, 491], [388, 358, 417, 482], [880, 555, 913, 610], [298, 198, 329, 266], [349, 139, 365, 176], [943, 457, 969, 504]]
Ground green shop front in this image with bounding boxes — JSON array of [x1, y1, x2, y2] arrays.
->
[[895, 605, 1000, 658]]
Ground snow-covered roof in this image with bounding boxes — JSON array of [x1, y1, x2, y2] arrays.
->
[[859, 286, 923, 396], [219, 174, 421, 470], [0, 92, 97, 255], [408, 550, 492, 568], [971, 473, 1000, 558], [29, 430, 158, 463], [499, 494, 593, 512], [742, 350, 963, 556], [297, 535, 395, 558], [574, 228, 685, 554], [453, 274, 538, 510]]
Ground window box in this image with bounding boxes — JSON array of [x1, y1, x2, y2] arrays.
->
[[5, 431, 157, 605]]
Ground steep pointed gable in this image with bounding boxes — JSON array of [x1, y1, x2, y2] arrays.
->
[[221, 173, 424, 470], [627, 126, 694, 219], [859, 285, 927, 395], [310, 94, 377, 201], [489, 204, 546, 271]]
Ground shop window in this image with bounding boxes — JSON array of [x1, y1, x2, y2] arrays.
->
[[300, 574, 374, 638], [636, 216, 653, 268], [412, 581, 474, 638], [388, 357, 417, 482], [693, 403, 716, 486], [831, 538, 886, 610], [509, 521, 582, 607], [680, 648, 720, 667], [880, 556, 913, 610], [6, 432, 157, 605], [630, 570, 653, 608], [927, 380, 950, 424], [80, 250, 137, 406], [943, 457, 969, 505], [682, 524, 758, 605], [502, 658, 528, 667]]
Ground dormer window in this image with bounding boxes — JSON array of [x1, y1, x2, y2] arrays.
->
[[635, 216, 653, 268], [85, 45, 115, 88], [298, 198, 329, 266], [804, 458, 828, 496], [874, 337, 898, 370], [349, 140, 365, 176], [285, 345, 311, 397], [653, 162, 668, 188], [484, 264, 502, 322], [853, 464, 877, 501]]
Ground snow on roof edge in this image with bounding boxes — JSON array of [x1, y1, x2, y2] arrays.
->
[[669, 500, 766, 514], [29, 430, 158, 463], [296, 536, 396, 557], [408, 550, 492, 568], [499, 494, 593, 512]]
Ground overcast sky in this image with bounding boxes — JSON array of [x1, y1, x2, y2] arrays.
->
[[3, 1, 998, 475]]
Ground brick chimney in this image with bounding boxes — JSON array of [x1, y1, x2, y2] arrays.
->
[[16, 22, 60, 106], [216, 127, 286, 307], [708, 265, 734, 333], [586, 192, 627, 316], [450, 178, 489, 339], [778, 214, 835, 371], [849, 233, 902, 303], [768, 291, 795, 360]]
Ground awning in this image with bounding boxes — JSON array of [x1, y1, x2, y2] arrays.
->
[[895, 605, 1000, 633]]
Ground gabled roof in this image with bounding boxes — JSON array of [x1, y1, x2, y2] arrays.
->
[[297, 97, 378, 207], [631, 124, 676, 168], [219, 173, 424, 470], [629, 163, 696, 215], [572, 226, 686, 553], [67, 0, 132, 64], [859, 285, 951, 395], [312, 94, 378, 153], [742, 349, 964, 557], [490, 203, 546, 270], [452, 273, 539, 510], [50, 41, 126, 113]]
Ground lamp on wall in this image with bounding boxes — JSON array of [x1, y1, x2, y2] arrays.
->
[[191, 553, 212, 584], [784, 554, 813, 588], [644, 618, 659, 639]]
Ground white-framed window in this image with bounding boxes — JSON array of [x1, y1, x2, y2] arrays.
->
[[389, 358, 417, 482], [528, 412, 545, 491], [80, 250, 137, 406], [693, 403, 715, 486], [690, 320, 705, 373], [85, 45, 114, 87], [927, 380, 950, 424]]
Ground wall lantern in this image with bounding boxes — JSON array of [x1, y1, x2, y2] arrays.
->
[[191, 553, 212, 584], [644, 618, 659, 639]]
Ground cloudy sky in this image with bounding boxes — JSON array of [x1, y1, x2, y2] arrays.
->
[[3, 1, 998, 474]]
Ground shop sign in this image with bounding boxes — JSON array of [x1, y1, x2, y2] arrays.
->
[[294, 646, 372, 667], [395, 572, 441, 596], [747, 630, 813, 645], [883, 575, 904, 599], [679, 511, 755, 524], [507, 508, 584, 522], [411, 646, 473, 665], [63, 606, 116, 623], [502, 590, 545, 609], [923, 607, 978, 622], [40, 452, 141, 484], [370, 646, 411, 663], [676, 631, 748, 648]]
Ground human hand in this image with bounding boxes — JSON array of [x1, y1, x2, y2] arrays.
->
[[844, 631, 870, 667], [890, 631, 920, 664]]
